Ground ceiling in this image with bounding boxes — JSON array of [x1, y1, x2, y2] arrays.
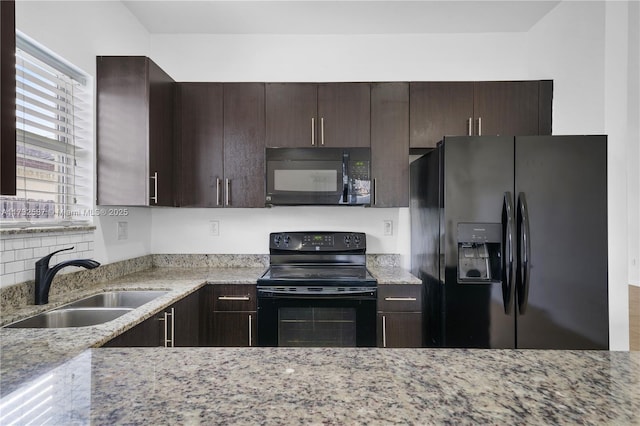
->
[[122, 1, 562, 35]]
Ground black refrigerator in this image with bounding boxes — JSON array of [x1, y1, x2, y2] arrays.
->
[[410, 135, 609, 349]]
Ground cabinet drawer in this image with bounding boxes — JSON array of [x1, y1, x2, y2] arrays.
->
[[378, 285, 422, 312], [212, 284, 256, 311]]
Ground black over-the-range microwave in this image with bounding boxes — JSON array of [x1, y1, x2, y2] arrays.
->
[[265, 147, 371, 206]]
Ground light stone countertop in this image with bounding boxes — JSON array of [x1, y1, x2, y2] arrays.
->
[[1, 266, 638, 424], [0, 265, 420, 399], [2, 347, 639, 425]]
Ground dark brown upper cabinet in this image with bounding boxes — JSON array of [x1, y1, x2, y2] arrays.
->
[[266, 83, 370, 148], [175, 83, 223, 207], [1, 0, 16, 196], [371, 83, 409, 207], [410, 82, 474, 149], [223, 83, 266, 208], [97, 56, 175, 206], [473, 81, 541, 137], [410, 80, 553, 148], [176, 83, 265, 208]]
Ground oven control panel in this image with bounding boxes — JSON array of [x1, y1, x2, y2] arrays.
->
[[270, 232, 366, 251]]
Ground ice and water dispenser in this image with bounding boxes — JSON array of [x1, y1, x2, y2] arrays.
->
[[457, 223, 501, 284]]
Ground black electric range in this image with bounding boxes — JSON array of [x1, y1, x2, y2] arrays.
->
[[257, 231, 377, 346]]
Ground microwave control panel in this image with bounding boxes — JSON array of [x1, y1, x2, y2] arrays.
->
[[349, 160, 370, 181]]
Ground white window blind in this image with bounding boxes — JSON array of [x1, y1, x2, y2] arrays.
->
[[1, 34, 92, 225]]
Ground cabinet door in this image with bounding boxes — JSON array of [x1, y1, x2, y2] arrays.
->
[[212, 312, 256, 347], [148, 59, 175, 206], [410, 82, 474, 148], [317, 83, 370, 148], [1, 0, 16, 196], [377, 312, 423, 348], [97, 56, 150, 205], [97, 56, 176, 206], [371, 83, 409, 207], [473, 81, 539, 137], [176, 83, 223, 207], [266, 83, 317, 148], [102, 314, 161, 347], [172, 290, 201, 347], [223, 83, 265, 207]]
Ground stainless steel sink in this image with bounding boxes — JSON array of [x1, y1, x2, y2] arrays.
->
[[4, 308, 134, 328], [3, 290, 169, 329], [63, 290, 168, 309]]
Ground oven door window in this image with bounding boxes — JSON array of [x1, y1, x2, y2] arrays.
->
[[257, 296, 376, 347], [279, 307, 356, 347]]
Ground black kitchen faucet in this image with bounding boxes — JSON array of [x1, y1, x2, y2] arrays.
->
[[34, 247, 100, 305]]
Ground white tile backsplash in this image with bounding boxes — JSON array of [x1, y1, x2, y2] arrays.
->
[[0, 229, 95, 288]]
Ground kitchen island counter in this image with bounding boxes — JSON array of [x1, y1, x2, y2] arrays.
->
[[2, 347, 638, 425]]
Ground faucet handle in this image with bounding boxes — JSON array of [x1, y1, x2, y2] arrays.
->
[[36, 246, 75, 268]]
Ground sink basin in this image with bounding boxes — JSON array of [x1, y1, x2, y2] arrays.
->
[[4, 308, 134, 328], [3, 290, 169, 329], [63, 290, 169, 309]]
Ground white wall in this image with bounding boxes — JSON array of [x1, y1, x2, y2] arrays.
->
[[151, 207, 409, 257], [15, 1, 152, 264], [628, 1, 640, 287], [151, 33, 529, 82]]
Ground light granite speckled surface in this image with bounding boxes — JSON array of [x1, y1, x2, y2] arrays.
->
[[0, 263, 638, 424], [1, 347, 638, 425], [0, 224, 96, 235], [0, 263, 418, 396]]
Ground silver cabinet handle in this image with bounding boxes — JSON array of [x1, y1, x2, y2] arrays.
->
[[150, 172, 158, 204], [311, 117, 315, 146], [225, 178, 231, 206], [170, 307, 175, 347], [160, 308, 175, 347], [216, 178, 221, 206], [320, 117, 325, 146], [384, 297, 417, 302], [217, 296, 250, 301], [382, 315, 387, 348], [478, 117, 482, 136], [373, 178, 378, 205], [248, 314, 252, 347], [468, 117, 473, 136]]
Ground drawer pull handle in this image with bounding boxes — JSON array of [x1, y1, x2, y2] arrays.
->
[[218, 296, 250, 301], [384, 297, 417, 302]]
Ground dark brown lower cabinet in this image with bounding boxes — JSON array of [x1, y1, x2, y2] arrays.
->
[[377, 312, 423, 348], [212, 312, 256, 347], [103, 289, 202, 347], [377, 285, 423, 348], [207, 284, 257, 347], [102, 312, 161, 347]]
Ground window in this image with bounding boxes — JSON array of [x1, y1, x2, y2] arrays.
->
[[0, 33, 92, 226]]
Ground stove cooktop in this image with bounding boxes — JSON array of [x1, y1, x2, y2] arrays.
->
[[258, 265, 377, 286]]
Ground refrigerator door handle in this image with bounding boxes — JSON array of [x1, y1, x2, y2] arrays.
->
[[501, 192, 515, 314], [517, 192, 531, 314]]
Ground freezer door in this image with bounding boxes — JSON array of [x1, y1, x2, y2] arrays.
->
[[442, 136, 516, 348], [515, 135, 608, 349]]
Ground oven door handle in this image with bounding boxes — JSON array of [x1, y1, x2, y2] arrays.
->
[[257, 289, 377, 298]]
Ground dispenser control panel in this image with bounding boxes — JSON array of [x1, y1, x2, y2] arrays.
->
[[457, 223, 501, 284]]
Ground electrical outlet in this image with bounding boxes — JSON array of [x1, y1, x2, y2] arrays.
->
[[117, 221, 128, 240], [383, 220, 393, 236], [210, 220, 220, 236]]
